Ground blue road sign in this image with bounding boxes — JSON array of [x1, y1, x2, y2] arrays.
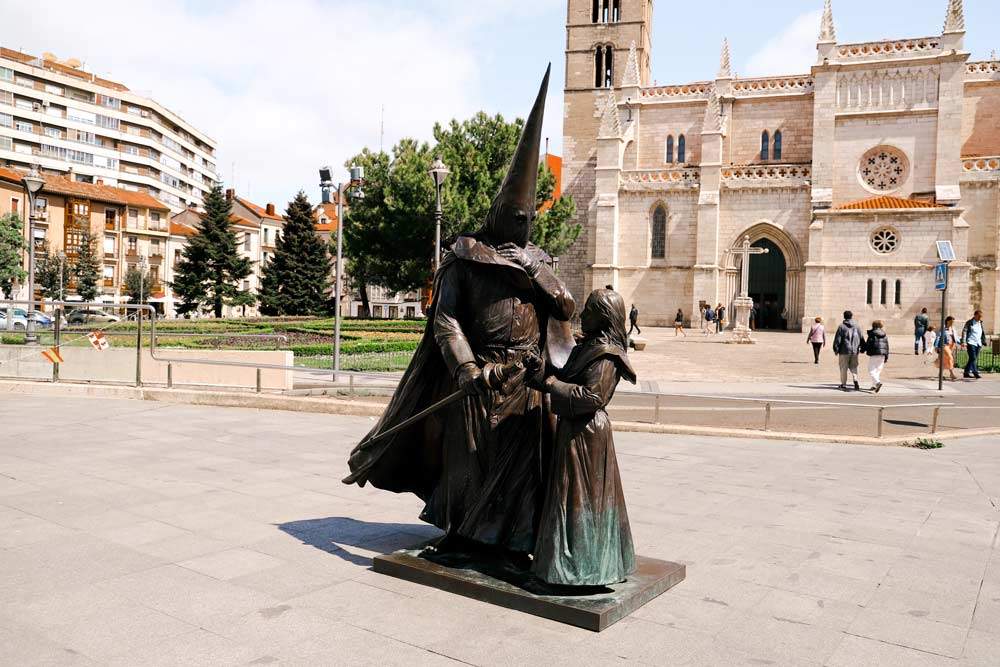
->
[[935, 262, 948, 291]]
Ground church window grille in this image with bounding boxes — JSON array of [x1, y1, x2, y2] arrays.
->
[[772, 130, 782, 161], [894, 279, 902, 306], [760, 131, 769, 161], [870, 227, 899, 255], [859, 146, 908, 193], [677, 134, 686, 163], [880, 280, 887, 305], [651, 206, 667, 259], [866, 280, 874, 305], [665, 136, 674, 163]]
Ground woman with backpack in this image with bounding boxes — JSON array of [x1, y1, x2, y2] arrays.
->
[[865, 320, 890, 393]]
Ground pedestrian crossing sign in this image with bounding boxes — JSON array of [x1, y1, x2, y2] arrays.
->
[[934, 262, 948, 291]]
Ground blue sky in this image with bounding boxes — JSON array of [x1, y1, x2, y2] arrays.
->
[[1, 0, 997, 209]]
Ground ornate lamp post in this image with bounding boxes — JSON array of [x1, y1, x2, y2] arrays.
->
[[20, 166, 44, 344], [427, 157, 450, 274], [319, 165, 364, 380]]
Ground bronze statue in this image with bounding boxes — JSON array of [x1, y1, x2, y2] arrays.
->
[[344, 66, 636, 587]]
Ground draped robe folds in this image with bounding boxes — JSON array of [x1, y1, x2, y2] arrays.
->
[[531, 341, 637, 586], [343, 234, 575, 554]]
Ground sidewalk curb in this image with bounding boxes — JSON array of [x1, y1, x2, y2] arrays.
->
[[2, 379, 995, 445]]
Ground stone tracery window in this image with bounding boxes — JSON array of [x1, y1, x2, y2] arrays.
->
[[773, 130, 782, 160], [870, 227, 899, 254], [677, 134, 686, 163], [760, 131, 769, 161], [859, 146, 908, 193], [665, 135, 674, 163], [651, 205, 667, 259]]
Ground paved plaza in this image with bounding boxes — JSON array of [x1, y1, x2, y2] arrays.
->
[[1, 395, 999, 665]]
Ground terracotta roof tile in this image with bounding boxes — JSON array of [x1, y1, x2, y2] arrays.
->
[[314, 202, 339, 232], [0, 166, 23, 184], [235, 196, 282, 221], [835, 195, 946, 210], [169, 221, 198, 237], [38, 174, 170, 210]]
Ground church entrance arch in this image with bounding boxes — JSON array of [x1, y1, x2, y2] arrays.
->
[[725, 223, 804, 331]]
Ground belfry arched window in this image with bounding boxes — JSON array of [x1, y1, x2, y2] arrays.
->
[[594, 45, 614, 88], [651, 206, 667, 259], [677, 134, 686, 163], [592, 0, 599, 22], [773, 130, 782, 161], [665, 135, 674, 163], [760, 131, 770, 161], [612, 0, 621, 21]]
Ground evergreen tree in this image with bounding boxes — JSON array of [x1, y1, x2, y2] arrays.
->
[[259, 191, 331, 316], [0, 212, 26, 299], [124, 265, 151, 305], [170, 185, 254, 317], [73, 228, 101, 302], [532, 162, 580, 259], [35, 242, 67, 301]]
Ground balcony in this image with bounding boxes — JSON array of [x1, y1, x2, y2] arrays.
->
[[103, 278, 115, 288], [105, 220, 118, 231]]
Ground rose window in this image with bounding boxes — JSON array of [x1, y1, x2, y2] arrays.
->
[[870, 227, 899, 254], [859, 146, 907, 193]]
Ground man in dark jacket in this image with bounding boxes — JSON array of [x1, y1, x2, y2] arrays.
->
[[961, 310, 985, 379], [832, 310, 865, 391], [628, 304, 641, 335], [865, 320, 890, 393], [914, 308, 930, 355]]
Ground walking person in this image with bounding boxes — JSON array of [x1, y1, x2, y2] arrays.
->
[[923, 325, 937, 364], [936, 316, 959, 381], [832, 310, 865, 391], [961, 310, 985, 379], [716, 303, 726, 334], [674, 308, 686, 337], [703, 303, 715, 336], [749, 304, 757, 331], [914, 308, 930, 355], [806, 316, 826, 364], [865, 320, 889, 393], [628, 304, 641, 336]]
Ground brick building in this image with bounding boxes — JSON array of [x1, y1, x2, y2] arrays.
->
[[560, 0, 1000, 333]]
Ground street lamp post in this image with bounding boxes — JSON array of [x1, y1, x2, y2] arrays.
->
[[428, 157, 450, 274], [319, 165, 364, 381], [21, 166, 44, 345]]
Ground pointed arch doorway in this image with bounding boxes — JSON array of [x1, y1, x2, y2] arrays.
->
[[748, 239, 786, 330]]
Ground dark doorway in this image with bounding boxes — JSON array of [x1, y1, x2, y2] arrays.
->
[[748, 238, 786, 330]]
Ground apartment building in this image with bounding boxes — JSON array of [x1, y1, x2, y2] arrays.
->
[[0, 165, 170, 309], [0, 48, 218, 213]]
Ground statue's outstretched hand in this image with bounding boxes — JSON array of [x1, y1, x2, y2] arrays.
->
[[497, 243, 541, 276]]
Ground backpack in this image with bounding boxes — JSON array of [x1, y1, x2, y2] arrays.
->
[[705, 308, 715, 322]]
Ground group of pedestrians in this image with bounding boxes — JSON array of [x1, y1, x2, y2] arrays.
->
[[698, 303, 727, 336], [931, 309, 986, 381]]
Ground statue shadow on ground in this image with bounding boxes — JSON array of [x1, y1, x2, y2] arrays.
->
[[278, 517, 612, 598], [278, 517, 442, 567]]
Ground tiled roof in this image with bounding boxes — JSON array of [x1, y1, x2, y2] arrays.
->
[[235, 196, 282, 221], [0, 166, 23, 184], [314, 202, 339, 232], [41, 175, 170, 211], [169, 221, 198, 237], [835, 195, 946, 210]]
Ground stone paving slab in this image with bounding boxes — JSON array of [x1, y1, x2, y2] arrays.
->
[[0, 394, 998, 665]]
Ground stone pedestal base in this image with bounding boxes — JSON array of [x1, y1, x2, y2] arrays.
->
[[728, 296, 756, 345], [373, 546, 685, 632]]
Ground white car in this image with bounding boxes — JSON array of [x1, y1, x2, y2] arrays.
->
[[0, 311, 28, 331]]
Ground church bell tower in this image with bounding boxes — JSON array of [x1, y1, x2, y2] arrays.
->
[[561, 0, 653, 303]]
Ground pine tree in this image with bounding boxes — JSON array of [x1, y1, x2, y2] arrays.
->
[[124, 265, 150, 305], [170, 185, 254, 317], [259, 192, 331, 316], [73, 228, 101, 302], [0, 212, 26, 299], [35, 242, 67, 301]]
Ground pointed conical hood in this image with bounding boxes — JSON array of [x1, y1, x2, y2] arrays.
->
[[484, 64, 550, 246]]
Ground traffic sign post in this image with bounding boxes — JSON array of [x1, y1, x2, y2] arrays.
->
[[935, 241, 955, 392]]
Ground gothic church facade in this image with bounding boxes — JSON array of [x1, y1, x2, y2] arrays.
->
[[560, 0, 1000, 332]]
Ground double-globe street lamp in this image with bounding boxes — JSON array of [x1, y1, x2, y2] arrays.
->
[[21, 166, 44, 345], [319, 165, 364, 380], [427, 157, 450, 274]]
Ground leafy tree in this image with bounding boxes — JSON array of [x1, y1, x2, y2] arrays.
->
[[35, 242, 67, 301], [73, 228, 101, 302], [532, 162, 580, 258], [124, 265, 151, 305], [170, 185, 254, 317], [0, 212, 26, 299], [259, 191, 331, 316]]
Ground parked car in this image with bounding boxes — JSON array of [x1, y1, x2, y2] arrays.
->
[[12, 308, 55, 328], [0, 311, 28, 330], [66, 309, 121, 325]]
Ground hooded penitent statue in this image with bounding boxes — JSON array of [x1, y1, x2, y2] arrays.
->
[[343, 66, 577, 557]]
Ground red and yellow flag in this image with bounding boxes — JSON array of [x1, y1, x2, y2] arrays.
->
[[41, 347, 64, 364]]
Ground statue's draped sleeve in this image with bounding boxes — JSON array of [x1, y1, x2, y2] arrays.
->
[[532, 262, 575, 322], [433, 261, 477, 376], [546, 358, 618, 417]]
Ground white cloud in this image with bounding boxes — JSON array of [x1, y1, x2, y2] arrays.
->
[[0, 0, 515, 208], [744, 10, 823, 77]]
